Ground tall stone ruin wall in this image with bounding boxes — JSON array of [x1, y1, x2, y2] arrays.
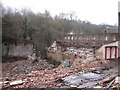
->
[[64, 33, 119, 42], [61, 33, 119, 48], [2, 43, 33, 57]]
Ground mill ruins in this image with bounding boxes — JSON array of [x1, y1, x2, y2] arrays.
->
[[48, 28, 120, 61]]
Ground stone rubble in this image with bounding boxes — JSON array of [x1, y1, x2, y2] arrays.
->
[[10, 80, 24, 86], [1, 58, 119, 88], [1, 43, 119, 88]]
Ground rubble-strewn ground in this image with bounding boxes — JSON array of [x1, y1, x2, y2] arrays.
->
[[1, 57, 120, 89], [2, 57, 54, 77]]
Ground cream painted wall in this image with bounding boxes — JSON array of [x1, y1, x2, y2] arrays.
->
[[97, 41, 118, 60]]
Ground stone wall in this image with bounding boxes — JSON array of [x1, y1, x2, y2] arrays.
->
[[60, 33, 119, 49], [2, 43, 33, 57], [64, 33, 119, 42], [55, 33, 120, 60]]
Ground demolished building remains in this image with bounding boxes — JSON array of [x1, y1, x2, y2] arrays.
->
[[48, 30, 120, 61]]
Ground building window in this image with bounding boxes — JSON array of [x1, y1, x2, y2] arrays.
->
[[75, 37, 77, 40], [65, 37, 67, 39], [86, 37, 89, 40], [105, 36, 108, 41], [113, 37, 116, 41], [68, 36, 70, 40], [71, 36, 74, 40], [93, 37, 95, 40]]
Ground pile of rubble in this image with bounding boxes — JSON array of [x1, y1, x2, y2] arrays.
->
[[63, 47, 93, 57], [2, 57, 54, 78], [1, 58, 119, 88], [93, 76, 120, 88], [48, 42, 94, 62], [1, 44, 119, 89]]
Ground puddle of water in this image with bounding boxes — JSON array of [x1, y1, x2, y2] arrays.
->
[[102, 67, 118, 75], [82, 72, 101, 79], [77, 81, 99, 88], [62, 73, 81, 81], [62, 72, 102, 86], [62, 68, 117, 88], [63, 76, 86, 85]]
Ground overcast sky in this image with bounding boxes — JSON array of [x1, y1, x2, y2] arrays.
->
[[2, 0, 119, 25]]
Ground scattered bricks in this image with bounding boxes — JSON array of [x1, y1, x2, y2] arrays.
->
[[2, 52, 118, 88], [102, 76, 116, 84]]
